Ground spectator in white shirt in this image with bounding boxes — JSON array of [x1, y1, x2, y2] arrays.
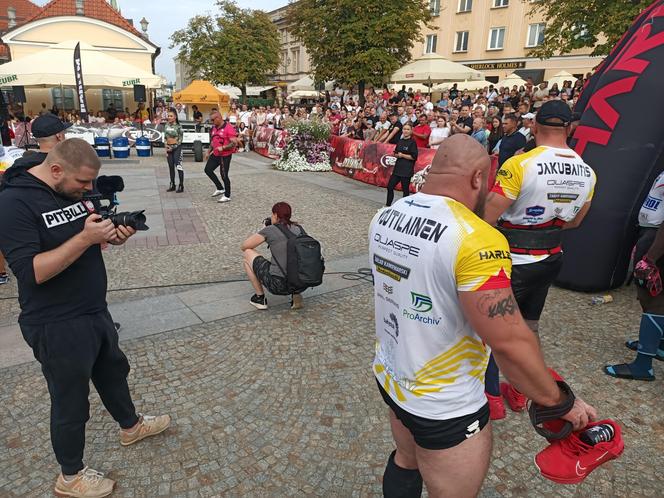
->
[[428, 116, 450, 149]]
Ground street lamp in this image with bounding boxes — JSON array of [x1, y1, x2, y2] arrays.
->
[[426, 76, 433, 96], [139, 17, 149, 36]]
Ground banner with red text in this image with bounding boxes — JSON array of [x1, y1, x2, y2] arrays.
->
[[330, 135, 497, 192]]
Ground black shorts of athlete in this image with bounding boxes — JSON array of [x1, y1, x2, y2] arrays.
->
[[376, 379, 489, 450], [252, 255, 291, 296], [511, 252, 563, 321]]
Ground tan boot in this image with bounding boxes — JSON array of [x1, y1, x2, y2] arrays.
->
[[54, 467, 115, 498], [120, 414, 171, 446], [290, 293, 304, 310]]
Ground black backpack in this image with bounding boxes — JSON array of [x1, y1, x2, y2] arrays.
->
[[274, 224, 325, 292]]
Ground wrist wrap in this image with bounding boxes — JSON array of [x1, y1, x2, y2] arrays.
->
[[528, 380, 576, 440]]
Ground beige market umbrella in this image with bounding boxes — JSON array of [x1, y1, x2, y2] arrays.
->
[[546, 70, 579, 88], [388, 83, 431, 93], [288, 90, 321, 100], [433, 80, 494, 92], [0, 41, 163, 88], [497, 73, 527, 88], [391, 53, 482, 84], [288, 75, 315, 92]]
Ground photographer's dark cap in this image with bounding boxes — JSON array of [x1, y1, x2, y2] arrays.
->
[[536, 100, 572, 127], [31, 114, 72, 138]]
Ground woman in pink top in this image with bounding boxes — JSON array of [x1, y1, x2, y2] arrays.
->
[[204, 112, 238, 203]]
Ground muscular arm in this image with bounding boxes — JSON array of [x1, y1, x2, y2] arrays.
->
[[483, 192, 514, 226], [458, 288, 563, 407]]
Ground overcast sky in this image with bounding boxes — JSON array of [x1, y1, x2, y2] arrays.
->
[[33, 0, 287, 82]]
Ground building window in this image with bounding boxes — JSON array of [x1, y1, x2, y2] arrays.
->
[[425, 34, 438, 54], [458, 0, 472, 13], [430, 0, 440, 16], [454, 31, 469, 52], [102, 89, 123, 111], [52, 87, 76, 111], [488, 27, 505, 50], [493, 0, 509, 7], [527, 23, 545, 47], [292, 49, 300, 73]]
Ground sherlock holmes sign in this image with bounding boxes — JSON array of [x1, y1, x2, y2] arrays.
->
[[467, 61, 526, 71]]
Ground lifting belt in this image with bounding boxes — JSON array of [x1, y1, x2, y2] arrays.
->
[[498, 227, 563, 251]]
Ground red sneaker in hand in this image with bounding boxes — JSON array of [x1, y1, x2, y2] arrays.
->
[[534, 420, 624, 484], [500, 382, 527, 412], [486, 392, 506, 420]]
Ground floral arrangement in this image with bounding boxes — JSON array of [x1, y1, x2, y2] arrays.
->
[[274, 118, 334, 172]]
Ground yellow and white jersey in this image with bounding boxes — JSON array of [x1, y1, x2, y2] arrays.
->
[[0, 146, 24, 174], [369, 192, 512, 420], [492, 146, 596, 265], [639, 171, 664, 228]]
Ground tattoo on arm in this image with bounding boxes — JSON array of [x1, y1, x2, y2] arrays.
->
[[477, 291, 519, 322]]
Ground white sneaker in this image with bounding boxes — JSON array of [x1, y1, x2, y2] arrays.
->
[[211, 189, 225, 197], [218, 196, 231, 203]]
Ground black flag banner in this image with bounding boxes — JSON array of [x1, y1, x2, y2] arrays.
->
[[557, 0, 664, 291], [73, 42, 89, 122]]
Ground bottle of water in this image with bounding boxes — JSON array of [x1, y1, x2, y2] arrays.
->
[[580, 424, 615, 445], [590, 295, 613, 305]]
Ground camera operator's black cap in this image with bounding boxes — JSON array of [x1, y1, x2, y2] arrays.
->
[[536, 100, 573, 127], [31, 114, 73, 138]]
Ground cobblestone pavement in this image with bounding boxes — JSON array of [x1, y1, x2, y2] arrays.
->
[[1, 151, 663, 496]]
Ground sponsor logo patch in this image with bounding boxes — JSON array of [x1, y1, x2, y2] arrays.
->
[[410, 292, 433, 312], [374, 254, 411, 282], [547, 193, 579, 203], [525, 205, 545, 217], [41, 202, 88, 228], [643, 196, 661, 211]]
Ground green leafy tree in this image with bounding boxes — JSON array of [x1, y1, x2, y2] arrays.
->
[[171, 0, 280, 103], [287, 0, 433, 105], [529, 0, 651, 58]]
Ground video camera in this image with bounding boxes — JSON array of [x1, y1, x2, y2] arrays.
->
[[83, 175, 149, 231]]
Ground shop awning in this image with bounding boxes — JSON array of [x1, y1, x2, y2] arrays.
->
[[288, 75, 315, 92], [391, 53, 482, 84], [0, 41, 163, 88], [174, 80, 231, 107]]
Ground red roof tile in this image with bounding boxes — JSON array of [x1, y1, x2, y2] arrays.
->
[[25, 0, 144, 39], [0, 0, 41, 32]]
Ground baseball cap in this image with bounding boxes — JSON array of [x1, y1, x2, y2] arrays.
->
[[522, 112, 536, 120], [31, 114, 72, 138], [536, 100, 572, 127]]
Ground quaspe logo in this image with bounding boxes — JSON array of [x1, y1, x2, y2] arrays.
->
[[410, 292, 432, 312]]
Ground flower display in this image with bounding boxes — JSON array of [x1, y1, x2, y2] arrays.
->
[[274, 118, 334, 172]]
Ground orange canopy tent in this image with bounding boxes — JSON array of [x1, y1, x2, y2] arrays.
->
[[173, 80, 230, 117]]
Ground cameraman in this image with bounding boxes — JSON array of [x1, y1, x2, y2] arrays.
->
[[241, 202, 306, 311], [0, 139, 170, 498]]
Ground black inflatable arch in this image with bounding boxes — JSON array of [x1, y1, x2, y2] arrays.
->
[[557, 0, 664, 291]]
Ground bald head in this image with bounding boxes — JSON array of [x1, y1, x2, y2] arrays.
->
[[421, 134, 491, 216], [430, 134, 490, 177]]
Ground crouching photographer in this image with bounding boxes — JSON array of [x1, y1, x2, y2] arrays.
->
[[242, 201, 324, 311], [0, 138, 169, 498]]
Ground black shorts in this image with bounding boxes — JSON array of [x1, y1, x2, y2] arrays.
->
[[252, 256, 291, 296], [377, 379, 489, 450], [511, 253, 563, 321]]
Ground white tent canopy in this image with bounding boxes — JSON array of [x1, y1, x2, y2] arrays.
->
[[288, 90, 321, 100], [433, 80, 494, 92], [497, 73, 527, 88], [546, 70, 579, 88], [288, 75, 315, 92], [391, 53, 482, 84], [388, 83, 431, 93], [216, 85, 275, 99], [0, 41, 163, 88]]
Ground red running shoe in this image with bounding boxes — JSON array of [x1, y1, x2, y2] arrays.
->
[[486, 392, 506, 420], [500, 382, 527, 412], [534, 420, 624, 484]]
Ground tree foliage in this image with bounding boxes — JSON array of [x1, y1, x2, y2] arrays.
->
[[287, 0, 433, 103], [171, 1, 280, 101], [529, 0, 651, 58]]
